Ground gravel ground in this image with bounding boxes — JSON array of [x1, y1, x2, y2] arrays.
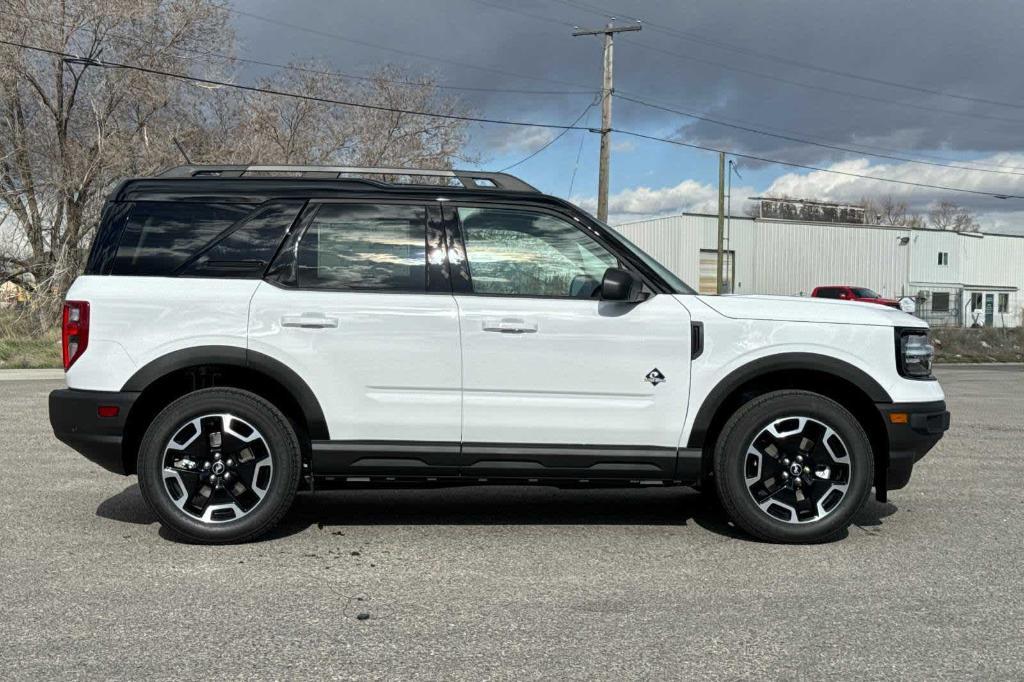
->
[[1, 366, 1021, 680]]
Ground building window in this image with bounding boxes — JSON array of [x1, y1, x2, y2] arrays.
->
[[931, 292, 950, 312], [970, 292, 983, 311], [999, 293, 1010, 313], [937, 251, 949, 266]]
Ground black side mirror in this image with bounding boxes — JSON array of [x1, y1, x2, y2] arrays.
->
[[601, 267, 642, 302]]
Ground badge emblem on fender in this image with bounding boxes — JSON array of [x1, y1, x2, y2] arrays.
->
[[645, 368, 666, 385]]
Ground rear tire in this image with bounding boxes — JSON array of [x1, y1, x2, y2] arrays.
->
[[714, 390, 873, 543], [137, 388, 302, 544]]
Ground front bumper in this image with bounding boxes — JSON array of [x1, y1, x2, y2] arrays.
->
[[49, 389, 139, 475], [876, 400, 950, 493]]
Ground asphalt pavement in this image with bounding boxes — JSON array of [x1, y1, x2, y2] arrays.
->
[[1, 366, 1021, 679]]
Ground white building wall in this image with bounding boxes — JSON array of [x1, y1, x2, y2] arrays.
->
[[616, 215, 909, 298], [614, 214, 1024, 327]]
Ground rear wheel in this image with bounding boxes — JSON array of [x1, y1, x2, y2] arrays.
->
[[137, 388, 301, 543], [714, 390, 873, 543]]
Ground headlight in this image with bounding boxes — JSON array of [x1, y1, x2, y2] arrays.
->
[[897, 329, 934, 378]]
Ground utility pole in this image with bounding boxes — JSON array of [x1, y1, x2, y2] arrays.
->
[[716, 152, 726, 295], [573, 20, 641, 222]]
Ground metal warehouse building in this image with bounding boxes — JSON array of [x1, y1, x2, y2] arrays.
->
[[615, 213, 1024, 328]]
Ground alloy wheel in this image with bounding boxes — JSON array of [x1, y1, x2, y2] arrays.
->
[[161, 414, 273, 523], [744, 416, 852, 524]]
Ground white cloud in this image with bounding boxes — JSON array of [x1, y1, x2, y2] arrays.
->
[[571, 179, 756, 225], [572, 154, 1024, 234], [611, 139, 635, 153], [760, 154, 1024, 234]]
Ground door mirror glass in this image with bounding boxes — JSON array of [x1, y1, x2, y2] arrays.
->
[[601, 267, 641, 302]]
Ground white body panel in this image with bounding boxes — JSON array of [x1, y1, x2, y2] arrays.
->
[[676, 294, 944, 446], [247, 282, 461, 442], [64, 276, 256, 391], [66, 280, 943, 450], [455, 294, 692, 447], [696, 294, 927, 328]]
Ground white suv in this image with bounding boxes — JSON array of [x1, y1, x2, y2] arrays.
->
[[49, 165, 949, 544]]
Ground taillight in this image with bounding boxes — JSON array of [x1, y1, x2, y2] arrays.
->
[[62, 301, 90, 370]]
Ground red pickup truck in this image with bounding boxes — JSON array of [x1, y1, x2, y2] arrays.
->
[[811, 286, 900, 309]]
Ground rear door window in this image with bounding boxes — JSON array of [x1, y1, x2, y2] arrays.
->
[[181, 202, 304, 278], [295, 204, 428, 291], [111, 202, 254, 276]]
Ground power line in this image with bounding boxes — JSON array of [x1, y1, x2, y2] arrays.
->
[[618, 94, 1024, 178], [485, 0, 1024, 125], [619, 38, 1024, 127], [460, 0, 1024, 175], [610, 127, 1024, 199], [0, 37, 589, 129], [567, 106, 595, 197], [499, 95, 600, 171], [224, 6, 591, 92], [0, 8, 596, 97], [2, 38, 1022, 200], [554, 0, 1024, 110]]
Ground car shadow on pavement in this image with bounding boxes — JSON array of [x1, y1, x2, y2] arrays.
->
[[96, 482, 157, 525], [96, 483, 899, 544]]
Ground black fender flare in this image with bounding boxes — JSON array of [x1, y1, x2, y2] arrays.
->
[[686, 352, 892, 449], [121, 345, 329, 439]]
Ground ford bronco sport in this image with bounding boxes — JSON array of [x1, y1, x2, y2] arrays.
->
[[49, 165, 949, 544]]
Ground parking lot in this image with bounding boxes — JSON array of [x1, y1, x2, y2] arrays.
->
[[1, 366, 1021, 679]]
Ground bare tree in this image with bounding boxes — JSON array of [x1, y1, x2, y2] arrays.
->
[[230, 63, 472, 170], [861, 195, 925, 228], [0, 0, 237, 329], [927, 201, 980, 232], [0, 1, 473, 332]]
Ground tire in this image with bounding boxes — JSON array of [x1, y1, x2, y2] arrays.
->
[[137, 388, 302, 544], [713, 390, 873, 543]]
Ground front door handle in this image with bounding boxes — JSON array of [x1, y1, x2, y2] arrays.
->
[[482, 318, 538, 334], [281, 313, 339, 329]]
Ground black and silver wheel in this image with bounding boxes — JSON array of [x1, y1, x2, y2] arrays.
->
[[137, 388, 301, 543], [714, 390, 873, 543]]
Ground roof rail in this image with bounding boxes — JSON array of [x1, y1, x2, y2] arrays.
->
[[157, 165, 538, 192]]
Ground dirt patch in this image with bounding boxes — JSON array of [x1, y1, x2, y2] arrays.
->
[[933, 327, 1024, 363]]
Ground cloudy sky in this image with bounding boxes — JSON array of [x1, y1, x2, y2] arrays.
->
[[232, 0, 1024, 233]]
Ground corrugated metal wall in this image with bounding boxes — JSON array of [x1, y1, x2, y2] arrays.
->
[[614, 214, 1024, 326]]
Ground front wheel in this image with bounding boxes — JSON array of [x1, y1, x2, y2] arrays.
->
[[137, 388, 302, 544], [714, 390, 874, 543]]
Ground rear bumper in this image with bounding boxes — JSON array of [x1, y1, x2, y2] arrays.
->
[[49, 388, 139, 475], [876, 400, 950, 491]]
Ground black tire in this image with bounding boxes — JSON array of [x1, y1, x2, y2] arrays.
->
[[137, 388, 302, 544], [714, 390, 873, 543]]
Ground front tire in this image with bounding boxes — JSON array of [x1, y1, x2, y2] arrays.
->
[[714, 390, 873, 543], [137, 388, 302, 544]]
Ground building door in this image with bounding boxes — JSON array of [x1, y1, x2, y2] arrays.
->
[[985, 294, 994, 326]]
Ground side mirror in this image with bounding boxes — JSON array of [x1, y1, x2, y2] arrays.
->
[[601, 267, 642, 302]]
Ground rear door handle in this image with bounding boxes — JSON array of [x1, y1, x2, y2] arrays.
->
[[482, 318, 538, 334], [281, 313, 338, 329]]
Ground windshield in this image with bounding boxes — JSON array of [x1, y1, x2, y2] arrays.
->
[[851, 288, 880, 298], [601, 223, 696, 294]]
